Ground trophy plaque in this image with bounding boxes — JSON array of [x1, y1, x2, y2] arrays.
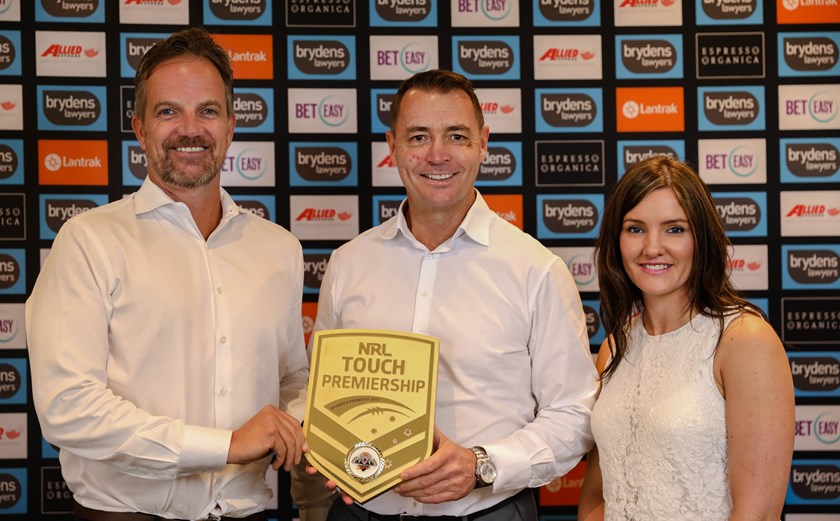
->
[[304, 329, 439, 503]]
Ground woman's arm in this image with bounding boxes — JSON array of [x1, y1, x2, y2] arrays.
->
[[715, 314, 795, 521]]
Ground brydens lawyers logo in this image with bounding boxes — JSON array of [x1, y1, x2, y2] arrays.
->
[[41, 0, 100, 18], [617, 36, 680, 78], [0, 142, 20, 182], [40, 194, 108, 240], [785, 247, 840, 287], [374, 0, 433, 22], [699, 0, 758, 20], [38, 86, 105, 131], [38, 140, 108, 185], [372, 90, 396, 133], [233, 89, 272, 131], [374, 196, 403, 225], [781, 34, 839, 75], [122, 35, 164, 75], [233, 197, 273, 221], [536, 0, 597, 23], [783, 139, 840, 180], [616, 87, 684, 132], [212, 34, 273, 80], [538, 195, 602, 239], [620, 141, 683, 172], [303, 250, 330, 293], [454, 36, 518, 79], [207, 0, 268, 20], [291, 37, 352, 76], [787, 461, 840, 503], [0, 360, 24, 401], [699, 86, 764, 130], [0, 471, 23, 511], [0, 32, 17, 75], [293, 145, 353, 182], [712, 192, 765, 235], [478, 145, 517, 183], [537, 89, 602, 132], [790, 353, 840, 395]]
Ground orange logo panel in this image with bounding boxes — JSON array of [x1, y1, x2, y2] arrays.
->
[[211, 34, 273, 80], [616, 87, 684, 133], [777, 0, 840, 24], [302, 301, 318, 349], [484, 194, 523, 230], [38, 140, 108, 185], [539, 459, 586, 506]]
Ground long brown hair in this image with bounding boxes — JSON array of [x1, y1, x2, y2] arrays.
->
[[595, 156, 765, 380]]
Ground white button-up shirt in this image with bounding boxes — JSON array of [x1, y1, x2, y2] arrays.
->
[[313, 193, 598, 516], [26, 179, 309, 519]]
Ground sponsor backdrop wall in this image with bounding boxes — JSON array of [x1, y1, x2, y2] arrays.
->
[[0, 0, 836, 518]]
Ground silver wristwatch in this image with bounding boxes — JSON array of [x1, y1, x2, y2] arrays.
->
[[469, 446, 497, 488]]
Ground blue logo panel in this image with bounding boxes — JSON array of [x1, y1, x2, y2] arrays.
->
[[780, 137, 840, 183], [786, 460, 840, 504], [616, 140, 685, 177], [372, 195, 405, 226], [287, 35, 356, 80], [370, 0, 438, 27], [697, 85, 766, 131], [36, 2, 104, 22], [452, 35, 520, 80], [0, 250, 25, 295], [581, 299, 605, 347], [696, 1, 762, 25], [476, 141, 523, 187], [39, 194, 109, 240], [536, 194, 604, 239], [0, 467, 26, 513], [788, 352, 840, 398], [0, 31, 21, 76], [371, 88, 397, 135], [711, 191, 767, 237], [233, 87, 275, 134], [0, 357, 28, 403], [535, 88, 603, 133], [782, 244, 840, 290], [231, 194, 276, 223], [778, 32, 840, 77], [289, 142, 359, 187], [203, 0, 272, 25], [120, 33, 167, 78], [615, 34, 683, 79], [533, 0, 601, 27], [0, 139, 24, 185], [37, 85, 107, 132]]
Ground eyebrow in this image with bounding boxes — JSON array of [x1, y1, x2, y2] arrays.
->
[[623, 217, 690, 225], [404, 124, 473, 134]]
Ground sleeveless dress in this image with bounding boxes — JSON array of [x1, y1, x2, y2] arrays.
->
[[591, 312, 739, 521]]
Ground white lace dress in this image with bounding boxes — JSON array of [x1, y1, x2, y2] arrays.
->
[[591, 313, 738, 521]]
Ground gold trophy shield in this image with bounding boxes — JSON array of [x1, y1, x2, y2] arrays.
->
[[303, 329, 439, 503]]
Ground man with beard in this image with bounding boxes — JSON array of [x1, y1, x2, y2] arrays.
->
[[26, 28, 309, 521]]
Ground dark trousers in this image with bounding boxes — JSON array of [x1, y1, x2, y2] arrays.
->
[[73, 500, 267, 521], [326, 489, 537, 521]]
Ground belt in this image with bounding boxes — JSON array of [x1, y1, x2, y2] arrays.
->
[[339, 488, 532, 521], [73, 501, 267, 521]]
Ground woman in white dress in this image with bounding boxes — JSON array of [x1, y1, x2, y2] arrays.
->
[[578, 157, 794, 521]]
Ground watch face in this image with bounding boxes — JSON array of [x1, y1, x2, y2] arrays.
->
[[479, 462, 497, 483]]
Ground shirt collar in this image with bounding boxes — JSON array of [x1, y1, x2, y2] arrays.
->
[[133, 177, 242, 219], [377, 189, 492, 248]]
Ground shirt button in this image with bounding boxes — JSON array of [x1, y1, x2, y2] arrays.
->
[[220, 387, 229, 396], [220, 336, 227, 344], [217, 287, 223, 295], [421, 291, 428, 298]]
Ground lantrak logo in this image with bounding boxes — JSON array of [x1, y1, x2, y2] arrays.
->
[[622, 100, 679, 119], [233, 91, 268, 128], [0, 472, 21, 508], [457, 39, 515, 76], [703, 90, 759, 125], [294, 146, 352, 182], [478, 146, 516, 182], [621, 39, 676, 73], [42, 89, 100, 127], [705, 145, 759, 177], [293, 39, 350, 75], [783, 36, 838, 73], [208, 0, 267, 20], [788, 249, 840, 284], [785, 140, 839, 179], [43, 152, 101, 172], [700, 0, 757, 19], [41, 0, 100, 18], [374, 0, 432, 22], [791, 355, 840, 393], [540, 92, 597, 128]]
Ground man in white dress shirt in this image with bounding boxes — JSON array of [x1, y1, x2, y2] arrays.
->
[[26, 28, 308, 521], [297, 69, 599, 521]]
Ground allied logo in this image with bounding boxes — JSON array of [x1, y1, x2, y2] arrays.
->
[[535, 140, 604, 186], [534, 34, 601, 80], [36, 30, 106, 78], [476, 88, 522, 133], [696, 32, 765, 79], [290, 195, 359, 240], [614, 0, 682, 27], [781, 190, 840, 237]]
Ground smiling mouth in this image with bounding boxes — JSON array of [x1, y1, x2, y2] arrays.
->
[[173, 146, 207, 153], [641, 263, 671, 271], [423, 173, 454, 181]]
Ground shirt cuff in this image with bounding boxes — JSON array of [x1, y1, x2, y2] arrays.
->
[[180, 425, 232, 474], [483, 431, 552, 491]]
